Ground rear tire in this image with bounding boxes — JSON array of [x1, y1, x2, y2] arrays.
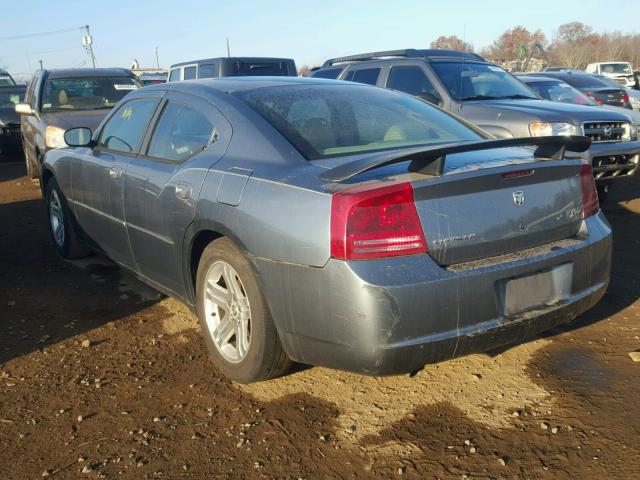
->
[[196, 237, 292, 383], [44, 178, 90, 259]]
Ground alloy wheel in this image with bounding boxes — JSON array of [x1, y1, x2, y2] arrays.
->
[[49, 189, 65, 248]]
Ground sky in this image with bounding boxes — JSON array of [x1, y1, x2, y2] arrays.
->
[[1, 0, 638, 79]]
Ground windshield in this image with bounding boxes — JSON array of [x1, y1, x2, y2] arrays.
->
[[600, 63, 632, 75], [430, 62, 538, 101], [0, 88, 24, 108], [41, 76, 141, 112], [525, 80, 596, 106], [235, 84, 482, 160], [0, 75, 15, 86]]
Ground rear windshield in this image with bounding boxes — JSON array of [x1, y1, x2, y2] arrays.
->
[[235, 84, 481, 160], [559, 74, 609, 89], [431, 62, 538, 101], [41, 76, 141, 112], [525, 80, 595, 106], [228, 61, 292, 76], [0, 88, 24, 108]]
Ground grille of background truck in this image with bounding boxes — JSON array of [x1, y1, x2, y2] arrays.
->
[[582, 121, 630, 143]]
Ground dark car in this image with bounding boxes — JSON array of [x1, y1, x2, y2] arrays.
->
[[0, 85, 26, 155], [0, 69, 16, 87], [167, 57, 297, 82], [15, 68, 141, 178], [311, 49, 640, 186], [41, 77, 610, 383], [518, 75, 639, 182], [532, 71, 632, 109]]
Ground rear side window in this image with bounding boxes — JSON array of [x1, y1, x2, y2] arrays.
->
[[183, 66, 197, 80], [311, 68, 343, 79], [147, 101, 213, 162], [168, 69, 180, 82], [98, 98, 159, 153], [344, 68, 380, 86], [198, 63, 219, 79], [387, 66, 442, 104]]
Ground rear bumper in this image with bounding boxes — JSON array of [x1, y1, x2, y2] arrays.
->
[[254, 212, 612, 375], [567, 141, 640, 180]]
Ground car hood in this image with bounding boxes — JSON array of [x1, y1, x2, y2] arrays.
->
[[602, 104, 640, 124], [42, 109, 112, 131], [0, 106, 20, 126], [461, 98, 631, 123]]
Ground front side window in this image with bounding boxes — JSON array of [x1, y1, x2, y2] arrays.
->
[[387, 66, 442, 104], [344, 68, 381, 86], [236, 84, 481, 160], [168, 69, 180, 82], [98, 98, 159, 153], [311, 67, 343, 79], [41, 76, 141, 112], [431, 62, 538, 101], [147, 101, 213, 162]]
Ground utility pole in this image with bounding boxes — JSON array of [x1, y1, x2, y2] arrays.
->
[[82, 24, 96, 68], [38, 59, 43, 70], [154, 47, 160, 69], [226, 37, 230, 58]]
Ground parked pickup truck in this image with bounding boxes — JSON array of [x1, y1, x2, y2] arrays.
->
[[312, 49, 640, 192], [585, 62, 637, 88]]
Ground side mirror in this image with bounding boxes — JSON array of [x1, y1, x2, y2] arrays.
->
[[64, 127, 93, 147], [15, 103, 34, 116]]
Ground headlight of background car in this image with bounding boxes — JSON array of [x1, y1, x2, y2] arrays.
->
[[45, 126, 67, 149], [529, 122, 580, 137]]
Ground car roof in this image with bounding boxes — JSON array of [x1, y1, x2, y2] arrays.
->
[[170, 57, 295, 68], [321, 49, 484, 67], [518, 75, 563, 83], [142, 75, 347, 94], [43, 68, 133, 79]]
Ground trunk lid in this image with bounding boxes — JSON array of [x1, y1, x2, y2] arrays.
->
[[408, 150, 584, 265]]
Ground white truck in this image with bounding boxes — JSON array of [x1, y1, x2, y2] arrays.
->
[[585, 62, 636, 88]]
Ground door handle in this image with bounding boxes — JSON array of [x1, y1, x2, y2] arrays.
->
[[109, 167, 122, 180]]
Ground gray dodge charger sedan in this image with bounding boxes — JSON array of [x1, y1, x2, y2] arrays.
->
[[40, 77, 612, 383]]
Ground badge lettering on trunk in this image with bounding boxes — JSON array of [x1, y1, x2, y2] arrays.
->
[[512, 191, 525, 207]]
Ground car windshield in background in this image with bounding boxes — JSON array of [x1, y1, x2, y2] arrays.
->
[[0, 88, 24, 108], [0, 75, 15, 86], [526, 80, 595, 106], [41, 76, 141, 112], [229, 61, 290, 76], [236, 84, 482, 160], [431, 62, 538, 101], [600, 63, 632, 74]]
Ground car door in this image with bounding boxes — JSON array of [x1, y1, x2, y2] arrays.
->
[[71, 95, 161, 270], [21, 75, 40, 159], [123, 91, 231, 297]]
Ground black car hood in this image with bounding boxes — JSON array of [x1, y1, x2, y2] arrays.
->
[[462, 98, 631, 123], [42, 109, 112, 131], [0, 106, 20, 125]]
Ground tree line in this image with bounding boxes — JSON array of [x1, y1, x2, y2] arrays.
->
[[431, 22, 640, 71]]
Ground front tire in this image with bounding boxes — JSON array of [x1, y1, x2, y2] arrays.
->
[[196, 238, 292, 383], [45, 178, 90, 259]]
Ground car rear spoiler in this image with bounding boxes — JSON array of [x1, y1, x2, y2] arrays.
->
[[317, 135, 591, 183]]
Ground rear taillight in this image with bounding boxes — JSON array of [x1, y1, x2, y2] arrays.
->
[[622, 94, 630, 104], [330, 182, 427, 260], [580, 163, 599, 218], [585, 92, 603, 104]]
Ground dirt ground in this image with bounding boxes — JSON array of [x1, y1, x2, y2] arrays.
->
[[0, 154, 639, 479]]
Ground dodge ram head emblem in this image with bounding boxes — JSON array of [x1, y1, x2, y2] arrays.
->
[[512, 191, 525, 207]]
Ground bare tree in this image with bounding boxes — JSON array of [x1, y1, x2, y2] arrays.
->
[[297, 65, 312, 77], [485, 26, 546, 63]]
